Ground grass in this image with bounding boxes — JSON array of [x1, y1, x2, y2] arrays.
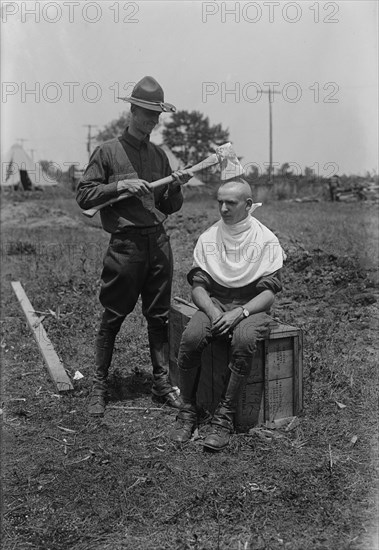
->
[[1, 188, 378, 550]]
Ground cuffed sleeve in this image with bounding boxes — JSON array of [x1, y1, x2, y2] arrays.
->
[[187, 267, 212, 291], [256, 269, 283, 295]]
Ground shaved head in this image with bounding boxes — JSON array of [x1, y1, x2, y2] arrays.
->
[[218, 179, 253, 201]]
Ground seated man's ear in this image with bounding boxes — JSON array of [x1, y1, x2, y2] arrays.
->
[[246, 198, 253, 209]]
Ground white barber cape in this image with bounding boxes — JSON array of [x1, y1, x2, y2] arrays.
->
[[193, 210, 284, 288]]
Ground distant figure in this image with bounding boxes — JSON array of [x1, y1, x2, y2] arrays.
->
[[329, 175, 341, 202], [170, 179, 284, 452], [19, 170, 33, 191]]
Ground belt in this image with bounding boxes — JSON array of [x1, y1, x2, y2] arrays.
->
[[114, 224, 164, 237]]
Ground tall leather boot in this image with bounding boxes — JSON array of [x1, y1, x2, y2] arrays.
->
[[87, 329, 116, 417], [170, 365, 200, 443], [149, 341, 183, 409], [203, 369, 246, 452]]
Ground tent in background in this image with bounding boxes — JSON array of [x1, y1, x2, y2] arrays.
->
[[2, 144, 36, 189], [1, 144, 57, 189]]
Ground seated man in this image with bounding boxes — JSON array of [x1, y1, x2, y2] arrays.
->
[[170, 179, 284, 451]]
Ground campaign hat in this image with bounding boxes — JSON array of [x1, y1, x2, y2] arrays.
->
[[118, 76, 176, 112]]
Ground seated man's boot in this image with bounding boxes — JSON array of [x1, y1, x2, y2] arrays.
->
[[203, 369, 246, 452], [203, 405, 234, 451], [170, 404, 197, 443]]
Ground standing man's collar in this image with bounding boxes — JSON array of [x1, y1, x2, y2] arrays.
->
[[121, 127, 150, 149]]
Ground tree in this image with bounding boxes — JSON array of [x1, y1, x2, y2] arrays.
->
[[96, 111, 131, 143], [40, 160, 52, 174], [40, 160, 61, 178], [279, 162, 291, 177], [161, 110, 229, 167], [244, 164, 260, 184]]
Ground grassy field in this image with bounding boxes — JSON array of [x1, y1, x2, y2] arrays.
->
[[1, 187, 378, 550]]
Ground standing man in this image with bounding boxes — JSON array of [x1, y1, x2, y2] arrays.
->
[[170, 179, 284, 451], [77, 76, 192, 417]]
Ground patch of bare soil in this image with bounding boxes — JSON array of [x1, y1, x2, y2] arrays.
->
[[1, 193, 378, 550], [1, 201, 81, 228]]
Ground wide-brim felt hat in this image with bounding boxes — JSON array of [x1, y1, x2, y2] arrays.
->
[[118, 76, 176, 112]]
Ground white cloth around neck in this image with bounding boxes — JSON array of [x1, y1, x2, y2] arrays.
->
[[193, 210, 284, 288]]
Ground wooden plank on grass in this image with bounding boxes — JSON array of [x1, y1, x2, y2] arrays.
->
[[11, 281, 73, 392]]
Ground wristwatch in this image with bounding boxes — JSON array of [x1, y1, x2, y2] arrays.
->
[[241, 307, 250, 318]]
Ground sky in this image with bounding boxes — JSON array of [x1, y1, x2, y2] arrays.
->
[[1, 0, 378, 177]]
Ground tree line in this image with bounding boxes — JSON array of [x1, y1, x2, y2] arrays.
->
[[94, 109, 348, 184]]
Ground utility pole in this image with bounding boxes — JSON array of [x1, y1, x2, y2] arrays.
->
[[29, 149, 36, 161], [261, 87, 281, 183], [83, 125, 98, 160]]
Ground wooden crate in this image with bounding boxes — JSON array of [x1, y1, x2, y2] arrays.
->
[[169, 301, 303, 431]]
